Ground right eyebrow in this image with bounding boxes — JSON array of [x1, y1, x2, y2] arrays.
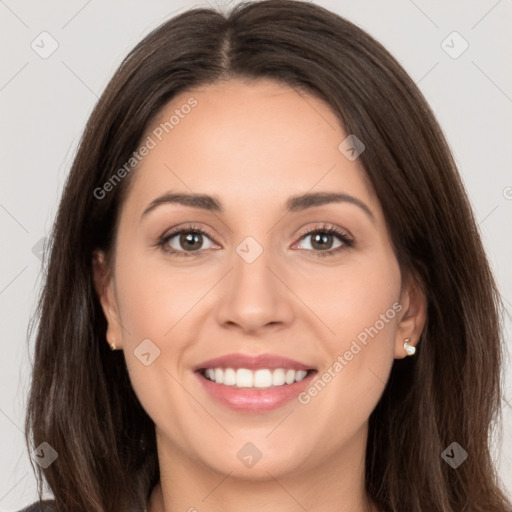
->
[[141, 193, 222, 219]]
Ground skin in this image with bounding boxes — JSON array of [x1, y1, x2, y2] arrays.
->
[[93, 78, 426, 512]]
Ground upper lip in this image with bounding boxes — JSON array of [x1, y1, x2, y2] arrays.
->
[[193, 353, 316, 372]]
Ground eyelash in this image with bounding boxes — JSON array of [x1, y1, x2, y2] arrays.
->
[[156, 223, 354, 258]]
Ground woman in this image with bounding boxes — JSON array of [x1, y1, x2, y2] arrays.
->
[[21, 1, 511, 511]]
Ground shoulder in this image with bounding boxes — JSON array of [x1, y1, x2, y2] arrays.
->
[[17, 500, 56, 512]]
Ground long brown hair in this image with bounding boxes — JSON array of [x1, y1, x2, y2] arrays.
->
[[24, 1, 511, 511]]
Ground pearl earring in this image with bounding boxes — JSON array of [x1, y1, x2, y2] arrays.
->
[[403, 338, 416, 356]]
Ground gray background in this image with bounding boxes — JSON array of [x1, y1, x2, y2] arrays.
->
[[1, 0, 511, 510]]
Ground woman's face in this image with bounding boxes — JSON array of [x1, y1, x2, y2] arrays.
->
[[95, 78, 425, 480]]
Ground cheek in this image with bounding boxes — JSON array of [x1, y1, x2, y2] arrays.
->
[[297, 250, 400, 430], [113, 245, 206, 342], [111, 249, 201, 436], [322, 247, 401, 347], [111, 247, 194, 395]]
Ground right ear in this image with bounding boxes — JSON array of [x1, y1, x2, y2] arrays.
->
[[92, 249, 124, 350]]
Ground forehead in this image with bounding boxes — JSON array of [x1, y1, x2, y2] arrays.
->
[[122, 78, 379, 219]]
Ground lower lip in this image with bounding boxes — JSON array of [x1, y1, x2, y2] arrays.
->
[[195, 370, 317, 412]]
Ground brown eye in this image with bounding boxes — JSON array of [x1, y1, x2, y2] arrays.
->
[[307, 232, 339, 251], [158, 226, 217, 257], [166, 230, 214, 252], [294, 224, 354, 257], [175, 231, 204, 251]]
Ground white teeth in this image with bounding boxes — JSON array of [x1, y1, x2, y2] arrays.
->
[[202, 367, 310, 388], [214, 368, 224, 384], [285, 369, 296, 384], [223, 368, 236, 386], [272, 368, 286, 386], [253, 369, 272, 388], [236, 368, 253, 387]]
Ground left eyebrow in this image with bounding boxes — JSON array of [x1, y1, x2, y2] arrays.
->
[[285, 192, 375, 223], [140, 191, 375, 223]]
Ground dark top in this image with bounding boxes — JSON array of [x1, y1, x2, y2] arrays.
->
[[18, 500, 55, 512]]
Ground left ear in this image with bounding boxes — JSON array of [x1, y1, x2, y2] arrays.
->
[[394, 271, 427, 359]]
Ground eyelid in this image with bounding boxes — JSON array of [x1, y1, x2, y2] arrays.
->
[[294, 223, 353, 244]]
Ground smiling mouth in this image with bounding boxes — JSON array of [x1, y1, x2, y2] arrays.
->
[[197, 367, 317, 389]]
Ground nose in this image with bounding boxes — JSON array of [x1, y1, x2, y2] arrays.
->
[[215, 244, 294, 335]]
